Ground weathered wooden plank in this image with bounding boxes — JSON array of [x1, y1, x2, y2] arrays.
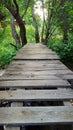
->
[[14, 44, 59, 60], [6, 63, 68, 71], [18, 44, 54, 51], [19, 45, 52, 50], [19, 49, 55, 53], [13, 54, 59, 60], [1, 70, 73, 80], [5, 62, 70, 75], [8, 60, 72, 71], [18, 43, 50, 50], [0, 70, 5, 77], [11, 60, 62, 64], [5, 60, 70, 73], [0, 43, 73, 129], [11, 102, 23, 107], [10, 101, 23, 130], [16, 51, 57, 56], [19, 51, 56, 55], [8, 68, 73, 74], [13, 44, 59, 60], [0, 79, 70, 89], [16, 49, 56, 53], [0, 89, 73, 102], [5, 127, 20, 130], [0, 75, 61, 80], [0, 67, 73, 81], [5, 68, 71, 74], [17, 45, 57, 53], [0, 106, 73, 125], [63, 101, 72, 106], [7, 66, 67, 71], [8, 61, 68, 69], [62, 75, 73, 81], [7, 67, 49, 72], [6, 101, 23, 130], [1, 69, 72, 80], [58, 88, 72, 106]]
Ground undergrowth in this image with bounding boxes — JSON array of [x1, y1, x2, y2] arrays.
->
[[0, 44, 16, 68], [47, 36, 73, 62]]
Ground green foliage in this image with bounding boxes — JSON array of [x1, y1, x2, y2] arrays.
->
[[0, 0, 73, 68], [0, 25, 17, 68], [26, 25, 35, 43], [48, 35, 73, 62], [59, 43, 73, 62], [0, 0, 12, 5], [0, 25, 15, 43], [24, 8, 33, 25], [0, 44, 16, 68], [0, 23, 36, 68]]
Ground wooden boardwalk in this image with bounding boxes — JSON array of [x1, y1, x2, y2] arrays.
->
[[0, 43, 73, 130]]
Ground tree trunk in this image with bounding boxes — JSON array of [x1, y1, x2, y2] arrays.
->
[[44, 0, 56, 45], [6, 4, 27, 47], [10, 13, 20, 46], [60, 0, 68, 44], [32, 7, 40, 43], [41, 0, 45, 43], [17, 15, 27, 46], [62, 25, 68, 44]]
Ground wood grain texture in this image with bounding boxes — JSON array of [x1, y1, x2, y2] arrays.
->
[[6, 62, 69, 70], [0, 69, 73, 79], [13, 44, 59, 60], [13, 54, 59, 60], [3, 60, 72, 81], [0, 89, 73, 102], [0, 106, 73, 125], [10, 60, 62, 64], [0, 79, 70, 89], [0, 75, 61, 80], [0, 43, 73, 127]]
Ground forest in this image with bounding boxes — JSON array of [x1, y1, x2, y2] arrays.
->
[[0, 0, 73, 69]]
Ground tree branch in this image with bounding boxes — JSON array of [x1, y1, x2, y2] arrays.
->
[[21, 0, 30, 19], [13, 0, 19, 14]]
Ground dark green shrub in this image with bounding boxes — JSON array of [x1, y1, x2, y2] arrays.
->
[[47, 37, 73, 62]]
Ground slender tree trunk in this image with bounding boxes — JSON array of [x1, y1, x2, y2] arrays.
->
[[10, 13, 20, 46], [44, 0, 55, 44], [32, 6, 40, 43], [60, 0, 68, 44], [44, 0, 57, 45], [21, 0, 30, 19], [62, 24, 68, 44], [41, 0, 45, 43]]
